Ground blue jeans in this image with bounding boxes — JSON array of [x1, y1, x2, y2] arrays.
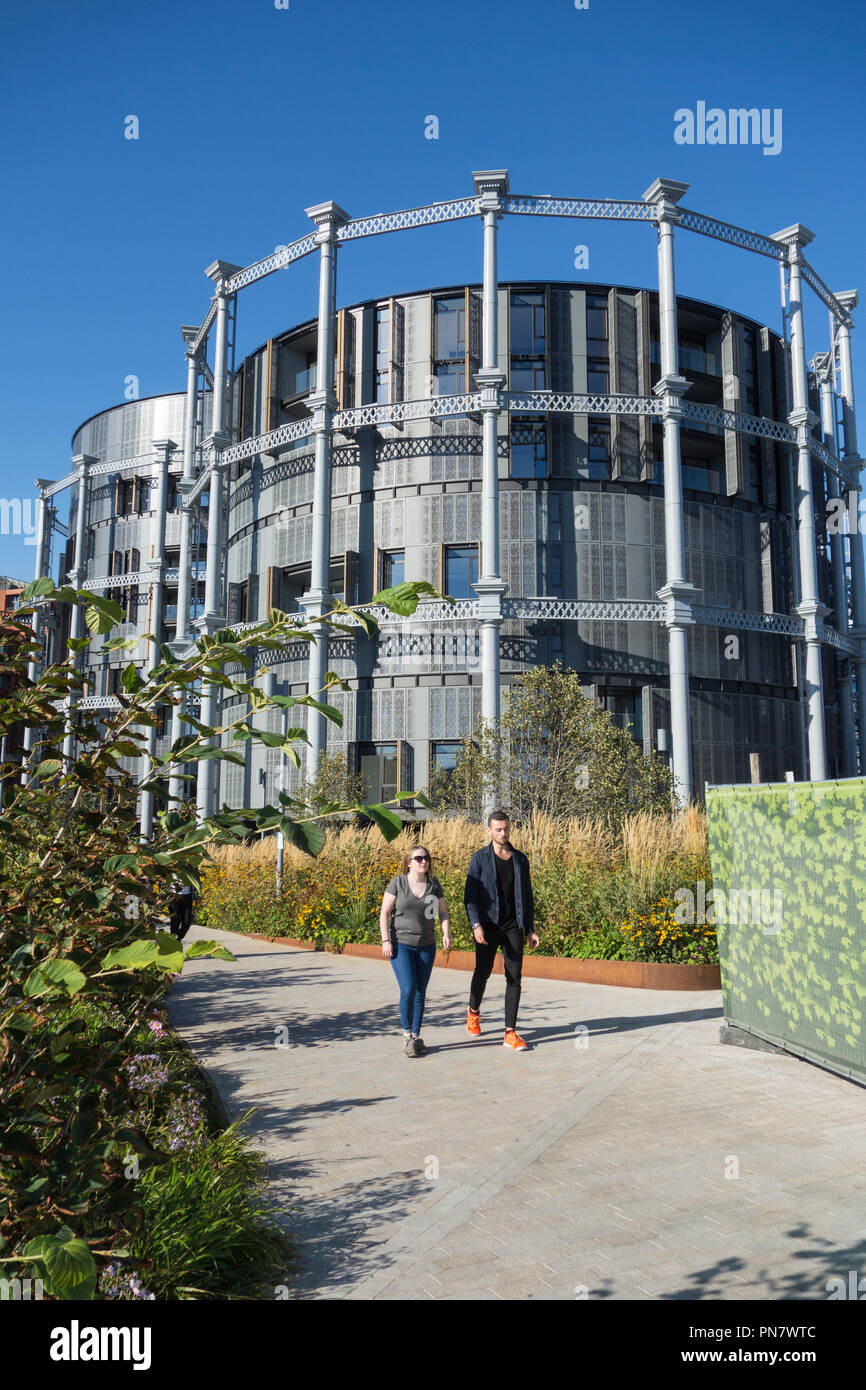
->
[[389, 940, 436, 1033]]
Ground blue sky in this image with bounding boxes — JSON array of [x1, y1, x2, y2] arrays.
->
[[1, 0, 864, 581]]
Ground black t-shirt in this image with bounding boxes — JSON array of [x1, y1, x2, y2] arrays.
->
[[494, 851, 517, 928]]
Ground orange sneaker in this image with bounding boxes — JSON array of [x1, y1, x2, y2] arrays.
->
[[466, 1007, 481, 1036], [503, 1029, 530, 1052]]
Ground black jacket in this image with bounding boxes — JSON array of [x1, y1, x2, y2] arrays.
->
[[464, 843, 534, 934]]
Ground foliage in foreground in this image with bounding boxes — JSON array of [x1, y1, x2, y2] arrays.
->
[[0, 576, 439, 1297]]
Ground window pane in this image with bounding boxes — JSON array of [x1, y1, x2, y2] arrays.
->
[[511, 418, 547, 478], [586, 307, 607, 345], [435, 361, 465, 395], [435, 297, 465, 360], [445, 546, 478, 599], [432, 741, 462, 773], [587, 361, 609, 393], [511, 292, 544, 354], [384, 551, 405, 587]]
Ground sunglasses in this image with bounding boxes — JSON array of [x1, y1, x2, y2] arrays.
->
[[411, 854, 429, 862]]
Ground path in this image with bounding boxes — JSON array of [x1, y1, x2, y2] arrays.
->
[[167, 927, 866, 1301]]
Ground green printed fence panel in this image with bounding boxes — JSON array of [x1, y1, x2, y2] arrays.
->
[[706, 778, 866, 1085]]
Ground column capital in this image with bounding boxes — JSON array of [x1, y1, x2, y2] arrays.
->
[[473, 577, 507, 618], [305, 388, 337, 421], [151, 438, 177, 463], [181, 324, 199, 350], [475, 368, 506, 405], [205, 260, 242, 291], [35, 477, 55, 494], [194, 612, 227, 638], [642, 178, 689, 220], [796, 597, 831, 639], [653, 373, 690, 417], [203, 430, 232, 457], [300, 590, 329, 621], [71, 453, 96, 475], [770, 223, 814, 257], [304, 201, 351, 243], [472, 169, 510, 212], [657, 580, 699, 625], [788, 405, 820, 431]]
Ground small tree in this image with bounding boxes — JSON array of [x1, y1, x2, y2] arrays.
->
[[433, 664, 673, 830], [298, 750, 367, 826]]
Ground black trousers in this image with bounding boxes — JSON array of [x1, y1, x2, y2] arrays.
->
[[169, 897, 193, 940], [469, 923, 525, 1031]]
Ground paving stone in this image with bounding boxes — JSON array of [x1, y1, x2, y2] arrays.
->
[[167, 927, 866, 1302]]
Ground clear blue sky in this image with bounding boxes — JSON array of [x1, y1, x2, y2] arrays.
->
[[1, 0, 864, 581]]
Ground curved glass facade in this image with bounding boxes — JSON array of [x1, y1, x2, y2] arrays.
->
[[65, 280, 845, 805]]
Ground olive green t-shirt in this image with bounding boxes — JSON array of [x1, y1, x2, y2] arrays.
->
[[385, 875, 443, 948]]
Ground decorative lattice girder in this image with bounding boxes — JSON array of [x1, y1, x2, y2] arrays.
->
[[800, 261, 854, 328], [679, 400, 795, 442], [224, 235, 318, 295], [336, 198, 481, 243], [506, 390, 662, 417], [676, 208, 782, 260], [222, 418, 315, 465], [334, 393, 483, 431], [503, 195, 655, 222]]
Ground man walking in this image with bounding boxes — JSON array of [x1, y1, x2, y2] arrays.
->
[[464, 810, 539, 1051]]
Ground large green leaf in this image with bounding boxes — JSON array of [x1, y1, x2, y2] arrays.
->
[[100, 939, 159, 972], [183, 941, 237, 962], [294, 696, 343, 729], [370, 581, 448, 616], [23, 958, 87, 998], [358, 803, 403, 840], [22, 1232, 96, 1296], [155, 931, 184, 973], [279, 816, 326, 857]]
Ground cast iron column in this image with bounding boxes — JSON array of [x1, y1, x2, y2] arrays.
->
[[644, 178, 697, 806], [772, 225, 828, 781], [301, 201, 350, 779]]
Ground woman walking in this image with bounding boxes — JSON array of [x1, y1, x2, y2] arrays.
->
[[380, 848, 452, 1057]]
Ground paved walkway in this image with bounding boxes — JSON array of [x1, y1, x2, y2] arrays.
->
[[167, 927, 866, 1301]]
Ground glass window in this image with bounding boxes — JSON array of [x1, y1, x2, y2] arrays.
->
[[681, 457, 722, 494], [588, 419, 610, 480], [586, 297, 608, 357], [605, 690, 643, 742], [376, 307, 390, 403], [510, 361, 546, 391], [431, 741, 461, 775], [359, 743, 398, 805], [511, 417, 547, 479], [587, 359, 609, 394], [435, 297, 466, 360], [510, 292, 545, 355], [444, 545, 479, 600], [435, 361, 466, 396], [383, 551, 405, 588], [430, 740, 462, 797]]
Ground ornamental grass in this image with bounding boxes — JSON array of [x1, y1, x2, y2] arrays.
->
[[198, 810, 715, 965]]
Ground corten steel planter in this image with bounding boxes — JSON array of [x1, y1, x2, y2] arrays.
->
[[337, 942, 720, 989], [205, 928, 719, 988]]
